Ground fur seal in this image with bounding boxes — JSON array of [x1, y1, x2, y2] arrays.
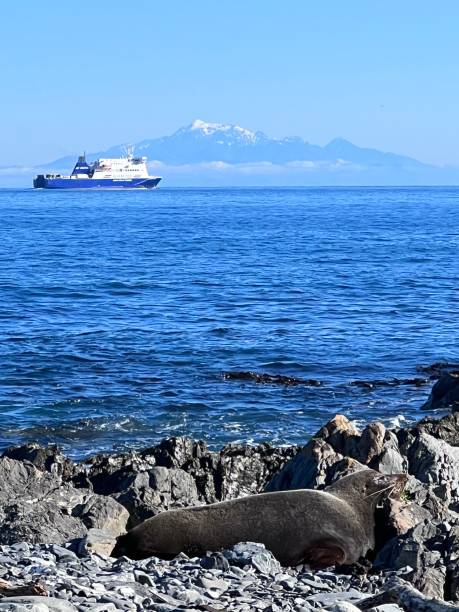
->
[[112, 469, 407, 568]]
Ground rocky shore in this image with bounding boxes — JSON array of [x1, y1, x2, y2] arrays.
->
[[2, 367, 459, 611]]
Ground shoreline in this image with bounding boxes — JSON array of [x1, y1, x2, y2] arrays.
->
[[0, 369, 459, 610]]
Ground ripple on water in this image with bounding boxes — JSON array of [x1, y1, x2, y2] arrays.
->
[[0, 187, 456, 457]]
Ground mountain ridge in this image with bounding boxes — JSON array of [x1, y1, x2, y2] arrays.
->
[[4, 120, 459, 187], [44, 119, 426, 170]]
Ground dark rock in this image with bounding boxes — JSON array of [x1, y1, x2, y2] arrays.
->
[[416, 412, 459, 447], [0, 457, 88, 545], [149, 436, 210, 469], [222, 371, 322, 386], [349, 378, 428, 389], [83, 450, 157, 496], [374, 520, 451, 599], [0, 456, 131, 547], [421, 372, 459, 412], [417, 362, 459, 378], [85, 436, 296, 526], [199, 552, 230, 571], [113, 466, 200, 526], [398, 430, 459, 505], [216, 443, 298, 500], [2, 444, 87, 487], [2, 444, 71, 476], [354, 422, 386, 464], [371, 432, 407, 475]]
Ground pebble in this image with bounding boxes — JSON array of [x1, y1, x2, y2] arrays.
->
[[0, 541, 395, 612]]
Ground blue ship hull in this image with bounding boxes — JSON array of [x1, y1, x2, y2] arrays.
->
[[33, 176, 161, 189]]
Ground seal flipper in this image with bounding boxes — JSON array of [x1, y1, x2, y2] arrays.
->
[[302, 539, 346, 570]]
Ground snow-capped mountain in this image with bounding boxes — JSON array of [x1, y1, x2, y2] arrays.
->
[[46, 120, 425, 169], [4, 119, 456, 187]]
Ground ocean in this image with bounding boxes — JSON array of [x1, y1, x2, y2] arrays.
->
[[0, 186, 457, 458]]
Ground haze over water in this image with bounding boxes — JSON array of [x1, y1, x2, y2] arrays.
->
[[0, 187, 457, 457]]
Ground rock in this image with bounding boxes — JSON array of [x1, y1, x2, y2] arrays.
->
[[421, 372, 459, 411], [413, 566, 446, 600], [417, 362, 459, 379], [113, 466, 200, 526], [326, 603, 362, 612], [0, 458, 88, 546], [381, 497, 432, 539], [221, 371, 322, 386], [216, 443, 298, 500], [85, 436, 296, 525], [354, 422, 386, 464], [368, 606, 404, 611], [223, 542, 282, 575], [399, 430, 459, 504], [0, 540, 392, 612], [73, 494, 129, 537], [48, 545, 78, 562], [416, 412, 459, 447], [0, 598, 77, 612], [266, 436, 342, 491], [373, 519, 452, 598], [307, 589, 365, 607], [199, 552, 230, 571], [77, 528, 117, 557], [1, 445, 79, 482], [266, 415, 364, 491], [373, 445, 407, 475], [150, 437, 298, 502]]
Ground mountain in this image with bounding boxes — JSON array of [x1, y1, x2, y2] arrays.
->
[[47, 119, 425, 169], [3, 120, 459, 186]]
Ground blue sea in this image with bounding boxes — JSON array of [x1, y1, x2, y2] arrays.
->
[[0, 187, 457, 458]]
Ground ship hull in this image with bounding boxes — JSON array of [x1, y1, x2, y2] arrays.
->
[[33, 177, 161, 189]]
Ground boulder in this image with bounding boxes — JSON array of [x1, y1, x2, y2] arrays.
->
[[77, 528, 117, 557], [2, 444, 75, 479], [266, 415, 380, 492], [72, 494, 129, 537], [373, 519, 459, 599], [216, 443, 298, 499], [416, 412, 459, 447], [222, 542, 282, 575], [399, 431, 459, 505], [421, 372, 459, 412], [0, 457, 129, 546], [417, 361, 459, 379], [266, 438, 345, 491], [0, 457, 87, 545]]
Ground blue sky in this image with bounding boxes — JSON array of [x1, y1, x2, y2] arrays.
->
[[2, 1, 459, 166]]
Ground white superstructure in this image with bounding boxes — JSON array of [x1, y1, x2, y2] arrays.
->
[[91, 152, 150, 180]]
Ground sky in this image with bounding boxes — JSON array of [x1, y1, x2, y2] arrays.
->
[[2, 0, 459, 167]]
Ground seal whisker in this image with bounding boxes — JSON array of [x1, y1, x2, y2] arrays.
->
[[364, 484, 396, 499]]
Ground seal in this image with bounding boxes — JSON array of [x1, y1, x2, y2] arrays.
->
[[112, 469, 407, 568]]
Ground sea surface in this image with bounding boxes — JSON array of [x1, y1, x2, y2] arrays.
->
[[0, 187, 458, 458]]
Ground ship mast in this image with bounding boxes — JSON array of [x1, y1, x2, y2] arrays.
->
[[123, 144, 134, 160]]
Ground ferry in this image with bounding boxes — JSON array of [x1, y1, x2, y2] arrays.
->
[[33, 149, 162, 189]]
